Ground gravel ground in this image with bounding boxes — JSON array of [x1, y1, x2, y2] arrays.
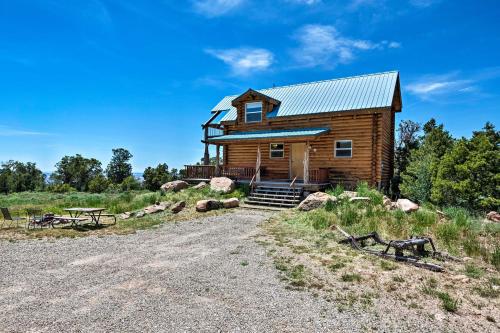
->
[[1, 210, 442, 332]]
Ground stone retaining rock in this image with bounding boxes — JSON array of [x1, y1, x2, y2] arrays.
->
[[171, 201, 186, 214], [396, 198, 419, 213], [193, 181, 207, 190], [298, 192, 337, 211], [222, 198, 239, 208], [210, 177, 235, 194], [196, 199, 223, 212], [486, 211, 500, 222], [161, 180, 189, 192]]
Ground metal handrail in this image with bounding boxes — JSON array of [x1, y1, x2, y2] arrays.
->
[[249, 167, 260, 192], [289, 176, 298, 197]]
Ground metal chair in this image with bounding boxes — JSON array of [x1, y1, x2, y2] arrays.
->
[[1, 207, 25, 228]]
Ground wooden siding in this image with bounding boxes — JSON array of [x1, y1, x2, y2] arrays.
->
[[221, 102, 396, 187]]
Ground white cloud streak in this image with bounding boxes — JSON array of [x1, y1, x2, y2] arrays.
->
[[192, 0, 245, 17], [290, 24, 400, 68], [406, 73, 476, 99], [0, 126, 50, 137], [205, 47, 274, 75]]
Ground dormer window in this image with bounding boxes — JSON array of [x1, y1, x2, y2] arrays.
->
[[245, 102, 262, 123]]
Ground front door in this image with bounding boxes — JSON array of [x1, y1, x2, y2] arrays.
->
[[290, 143, 305, 180]]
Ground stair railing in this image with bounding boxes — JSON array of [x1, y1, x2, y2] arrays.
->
[[249, 167, 260, 193], [289, 176, 298, 197]]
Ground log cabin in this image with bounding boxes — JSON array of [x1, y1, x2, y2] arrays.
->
[[185, 71, 402, 207]]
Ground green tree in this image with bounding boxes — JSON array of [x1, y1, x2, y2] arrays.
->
[[106, 148, 133, 184], [51, 154, 103, 191], [120, 175, 141, 191], [143, 163, 172, 191], [88, 174, 110, 193], [395, 120, 421, 175], [401, 119, 454, 203], [0, 161, 45, 194], [431, 123, 500, 210]]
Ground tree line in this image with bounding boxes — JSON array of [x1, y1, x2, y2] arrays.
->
[[394, 120, 499, 212], [0, 148, 182, 194]]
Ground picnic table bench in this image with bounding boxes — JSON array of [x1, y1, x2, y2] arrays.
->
[[52, 216, 89, 227], [63, 208, 116, 226]]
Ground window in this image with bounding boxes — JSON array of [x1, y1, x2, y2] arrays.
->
[[335, 140, 352, 158], [270, 143, 284, 158], [245, 102, 262, 123]]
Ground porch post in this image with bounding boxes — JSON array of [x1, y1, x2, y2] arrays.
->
[[215, 144, 221, 176], [303, 143, 310, 184], [203, 126, 210, 165], [256, 144, 261, 182]]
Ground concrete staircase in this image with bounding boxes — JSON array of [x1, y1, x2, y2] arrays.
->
[[245, 182, 304, 208]]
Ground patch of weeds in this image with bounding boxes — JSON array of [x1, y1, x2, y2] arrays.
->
[[408, 302, 420, 309], [422, 277, 438, 295], [437, 292, 459, 313], [462, 233, 481, 257], [435, 221, 460, 248], [474, 279, 500, 299], [491, 245, 500, 271], [464, 264, 484, 279], [341, 273, 362, 283], [240, 260, 249, 266], [360, 292, 375, 308], [328, 262, 345, 272], [486, 315, 496, 323], [287, 264, 309, 287], [274, 257, 290, 272], [380, 260, 398, 271], [291, 244, 310, 254], [393, 276, 405, 283]]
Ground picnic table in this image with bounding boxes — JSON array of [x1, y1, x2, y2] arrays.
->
[[63, 208, 106, 226]]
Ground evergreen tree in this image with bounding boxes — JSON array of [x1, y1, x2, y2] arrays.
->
[[51, 154, 103, 191], [106, 148, 133, 184]]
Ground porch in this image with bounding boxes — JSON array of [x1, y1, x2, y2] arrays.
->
[[183, 165, 330, 191]]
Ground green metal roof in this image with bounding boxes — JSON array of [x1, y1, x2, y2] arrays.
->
[[208, 128, 330, 142], [211, 71, 400, 122]]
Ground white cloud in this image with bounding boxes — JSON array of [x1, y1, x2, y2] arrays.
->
[[0, 126, 50, 137], [205, 48, 274, 75], [409, 0, 441, 8], [406, 73, 476, 99], [387, 41, 402, 48], [290, 24, 399, 68], [192, 0, 244, 17], [286, 0, 322, 5]]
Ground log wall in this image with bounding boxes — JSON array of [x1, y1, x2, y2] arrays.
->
[[219, 95, 396, 188]]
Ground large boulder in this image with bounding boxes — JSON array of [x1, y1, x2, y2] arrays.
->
[[396, 199, 419, 213], [196, 199, 223, 212], [161, 180, 189, 192], [486, 211, 500, 222], [349, 197, 371, 203], [383, 195, 392, 208], [210, 177, 235, 194], [193, 181, 207, 190], [119, 212, 133, 220], [171, 201, 186, 214], [222, 198, 239, 209], [298, 192, 337, 211]]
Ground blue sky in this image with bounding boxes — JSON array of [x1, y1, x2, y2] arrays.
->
[[1, 0, 499, 172]]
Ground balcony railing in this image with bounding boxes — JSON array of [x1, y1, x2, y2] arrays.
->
[[184, 165, 255, 180], [309, 168, 330, 183], [184, 165, 330, 183]]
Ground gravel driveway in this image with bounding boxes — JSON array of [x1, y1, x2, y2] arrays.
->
[[1, 210, 427, 332]]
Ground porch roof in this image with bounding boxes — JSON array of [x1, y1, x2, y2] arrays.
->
[[207, 127, 330, 142]]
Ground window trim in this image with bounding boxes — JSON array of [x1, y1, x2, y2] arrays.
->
[[245, 101, 263, 123], [269, 143, 285, 159], [334, 140, 352, 158]]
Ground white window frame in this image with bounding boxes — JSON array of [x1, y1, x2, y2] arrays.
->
[[334, 140, 352, 158], [269, 143, 285, 159], [245, 101, 262, 123]]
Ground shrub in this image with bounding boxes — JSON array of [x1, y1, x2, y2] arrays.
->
[[88, 175, 109, 193], [120, 176, 141, 191], [49, 183, 76, 193], [437, 292, 459, 313], [341, 273, 362, 282], [444, 206, 471, 229], [327, 184, 344, 197], [464, 264, 484, 279]]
